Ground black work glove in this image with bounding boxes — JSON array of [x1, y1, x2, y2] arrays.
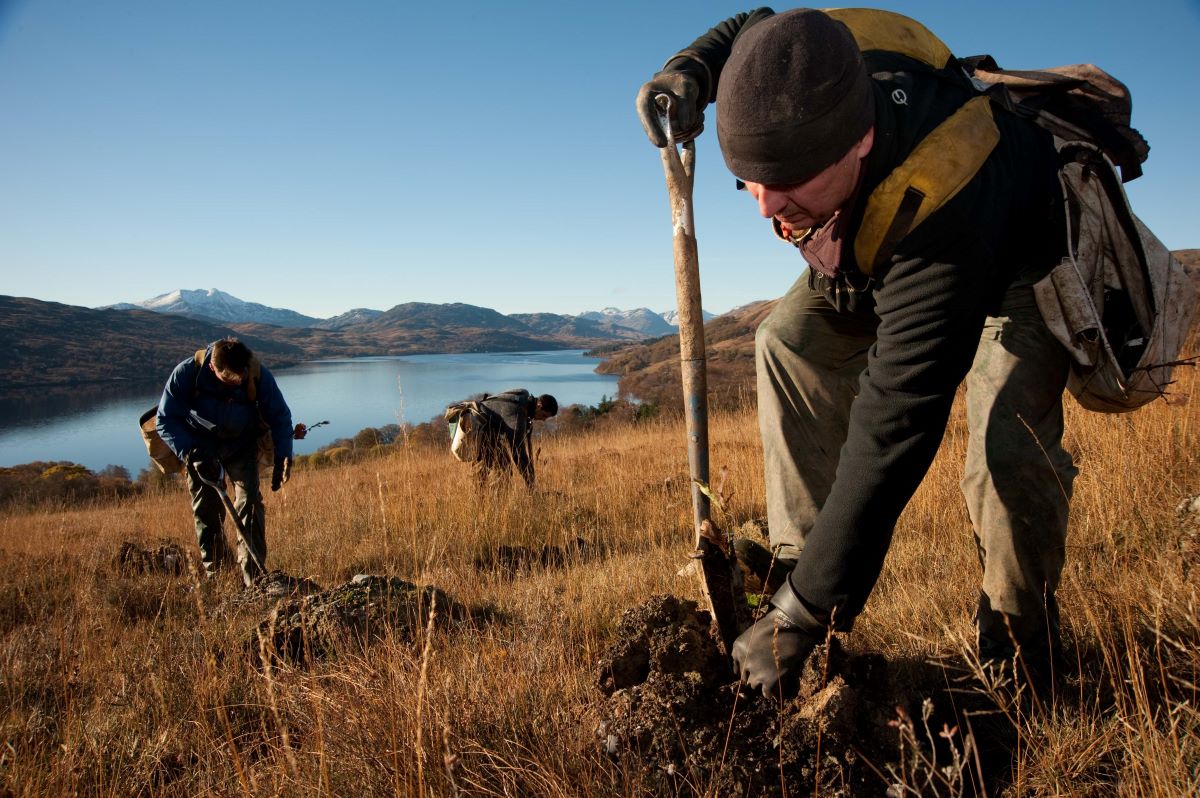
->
[[635, 57, 710, 147], [271, 456, 291, 492], [185, 447, 216, 472], [732, 577, 827, 701]]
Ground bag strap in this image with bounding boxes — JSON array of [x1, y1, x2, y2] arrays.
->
[[246, 357, 261, 403], [192, 348, 206, 399], [824, 8, 954, 70], [804, 10, 1000, 275], [856, 95, 1000, 274]]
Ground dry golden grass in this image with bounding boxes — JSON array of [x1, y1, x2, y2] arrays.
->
[[1, 367, 1198, 796]]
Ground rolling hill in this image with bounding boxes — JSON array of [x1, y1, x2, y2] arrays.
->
[[0, 296, 307, 393], [593, 300, 777, 409], [0, 296, 644, 396], [592, 249, 1200, 409]]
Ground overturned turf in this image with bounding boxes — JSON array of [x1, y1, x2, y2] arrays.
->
[[114, 540, 187, 576], [595, 595, 998, 797], [248, 573, 479, 668]]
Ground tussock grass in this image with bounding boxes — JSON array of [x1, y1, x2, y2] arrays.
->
[[1, 373, 1198, 795]]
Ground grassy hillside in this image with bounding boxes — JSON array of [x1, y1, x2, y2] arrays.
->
[[594, 300, 777, 409], [1, 359, 1197, 795]]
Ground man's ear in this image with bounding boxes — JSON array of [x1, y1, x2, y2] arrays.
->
[[855, 126, 875, 159]]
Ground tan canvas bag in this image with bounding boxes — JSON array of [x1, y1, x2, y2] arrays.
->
[[1034, 140, 1199, 412]]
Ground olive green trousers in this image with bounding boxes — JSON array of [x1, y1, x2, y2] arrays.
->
[[756, 274, 1076, 660], [187, 448, 266, 587]]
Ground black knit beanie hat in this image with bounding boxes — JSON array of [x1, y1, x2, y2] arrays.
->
[[716, 9, 874, 185]]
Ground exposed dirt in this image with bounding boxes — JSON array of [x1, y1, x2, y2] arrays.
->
[[114, 540, 186, 576], [233, 569, 325, 604], [595, 595, 998, 797], [246, 573, 479, 668]]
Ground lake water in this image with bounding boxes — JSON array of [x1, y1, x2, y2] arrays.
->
[[0, 350, 620, 476]]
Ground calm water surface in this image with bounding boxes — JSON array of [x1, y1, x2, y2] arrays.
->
[[0, 350, 619, 476]]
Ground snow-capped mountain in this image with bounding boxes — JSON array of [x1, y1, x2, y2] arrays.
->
[[102, 290, 717, 339], [103, 289, 320, 328], [660, 308, 716, 328], [314, 307, 385, 330], [579, 307, 676, 337]]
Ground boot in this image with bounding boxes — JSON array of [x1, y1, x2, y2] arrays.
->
[[733, 538, 797, 595]]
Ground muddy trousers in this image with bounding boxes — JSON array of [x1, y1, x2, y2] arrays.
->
[[472, 433, 534, 488], [186, 447, 267, 586], [756, 276, 1077, 662]]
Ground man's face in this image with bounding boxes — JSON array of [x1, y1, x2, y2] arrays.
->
[[533, 407, 553, 422], [210, 360, 245, 386], [740, 127, 874, 233]]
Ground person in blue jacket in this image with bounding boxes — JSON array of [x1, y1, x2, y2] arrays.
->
[[156, 337, 294, 585]]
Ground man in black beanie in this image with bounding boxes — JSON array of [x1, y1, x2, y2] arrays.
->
[[637, 8, 1074, 700]]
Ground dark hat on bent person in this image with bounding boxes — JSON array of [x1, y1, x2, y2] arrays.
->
[[716, 8, 875, 185]]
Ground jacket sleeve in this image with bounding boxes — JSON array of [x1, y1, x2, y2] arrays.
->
[[666, 7, 776, 103], [787, 208, 999, 628], [156, 359, 199, 460], [256, 367, 294, 461]]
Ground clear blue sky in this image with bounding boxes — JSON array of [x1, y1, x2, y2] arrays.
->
[[1, 0, 1197, 318]]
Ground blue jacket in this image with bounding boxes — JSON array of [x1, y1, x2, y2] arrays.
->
[[156, 346, 294, 463]]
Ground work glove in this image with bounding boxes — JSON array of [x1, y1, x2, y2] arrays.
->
[[732, 577, 827, 701], [184, 447, 215, 472], [635, 57, 709, 148], [271, 455, 291, 492], [293, 423, 308, 440]]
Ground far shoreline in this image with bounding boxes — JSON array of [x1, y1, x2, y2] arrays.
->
[[0, 345, 625, 402]]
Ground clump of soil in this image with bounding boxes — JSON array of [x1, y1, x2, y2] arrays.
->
[[597, 593, 728, 694], [233, 570, 325, 604], [595, 595, 948, 797], [248, 574, 474, 667], [114, 540, 186, 576]]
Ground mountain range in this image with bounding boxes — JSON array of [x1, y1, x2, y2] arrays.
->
[[102, 289, 710, 338], [0, 289, 720, 395], [41, 245, 1200, 404]]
